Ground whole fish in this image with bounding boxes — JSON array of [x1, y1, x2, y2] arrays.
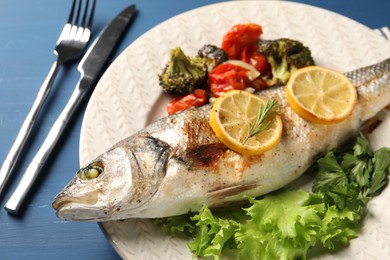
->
[[53, 58, 390, 221]]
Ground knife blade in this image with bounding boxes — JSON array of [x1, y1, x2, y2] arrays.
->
[[4, 4, 137, 215]]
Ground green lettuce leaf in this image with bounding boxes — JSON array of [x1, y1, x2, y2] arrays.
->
[[188, 205, 240, 260], [154, 214, 194, 235], [236, 190, 323, 260], [319, 205, 359, 249]]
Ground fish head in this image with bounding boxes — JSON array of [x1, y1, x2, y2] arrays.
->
[[52, 136, 171, 221]]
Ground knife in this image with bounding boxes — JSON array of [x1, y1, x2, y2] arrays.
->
[[4, 4, 137, 215]]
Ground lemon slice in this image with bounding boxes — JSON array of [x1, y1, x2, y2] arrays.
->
[[209, 90, 283, 155], [286, 66, 357, 124]]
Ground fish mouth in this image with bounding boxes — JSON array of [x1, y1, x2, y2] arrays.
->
[[53, 190, 100, 220]]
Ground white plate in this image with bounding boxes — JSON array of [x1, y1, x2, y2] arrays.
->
[[79, 1, 390, 259]]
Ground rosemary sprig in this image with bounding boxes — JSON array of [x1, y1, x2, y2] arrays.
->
[[242, 99, 278, 144]]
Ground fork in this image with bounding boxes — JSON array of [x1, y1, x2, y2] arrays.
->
[[374, 26, 390, 40], [0, 0, 96, 195]]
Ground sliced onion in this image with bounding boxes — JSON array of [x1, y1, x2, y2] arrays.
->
[[225, 60, 261, 81]]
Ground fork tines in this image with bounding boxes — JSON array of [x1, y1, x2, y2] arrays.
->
[[59, 0, 96, 44], [68, 0, 96, 28]]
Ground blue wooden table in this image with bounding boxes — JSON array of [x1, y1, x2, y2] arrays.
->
[[0, 0, 388, 259]]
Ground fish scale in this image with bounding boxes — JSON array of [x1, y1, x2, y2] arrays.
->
[[53, 58, 390, 221], [345, 58, 390, 122]]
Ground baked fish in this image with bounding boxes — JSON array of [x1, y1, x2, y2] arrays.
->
[[53, 58, 390, 221]]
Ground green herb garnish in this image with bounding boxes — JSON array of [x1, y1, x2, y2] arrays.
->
[[242, 99, 278, 144]]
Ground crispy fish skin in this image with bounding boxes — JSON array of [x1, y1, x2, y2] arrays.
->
[[53, 58, 390, 221]]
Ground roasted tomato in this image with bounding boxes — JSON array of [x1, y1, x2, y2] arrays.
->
[[209, 63, 251, 97], [167, 89, 208, 115], [221, 23, 263, 59], [220, 23, 270, 91], [240, 45, 271, 77]]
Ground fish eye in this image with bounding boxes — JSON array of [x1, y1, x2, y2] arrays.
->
[[77, 161, 104, 180]]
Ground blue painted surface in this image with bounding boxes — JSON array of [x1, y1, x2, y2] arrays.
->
[[0, 0, 388, 259]]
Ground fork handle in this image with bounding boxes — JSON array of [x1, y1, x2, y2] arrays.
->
[[4, 78, 89, 214], [0, 60, 61, 194]]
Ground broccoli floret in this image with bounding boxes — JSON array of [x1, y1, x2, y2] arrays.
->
[[258, 38, 315, 85], [198, 44, 229, 71], [159, 47, 208, 95]]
